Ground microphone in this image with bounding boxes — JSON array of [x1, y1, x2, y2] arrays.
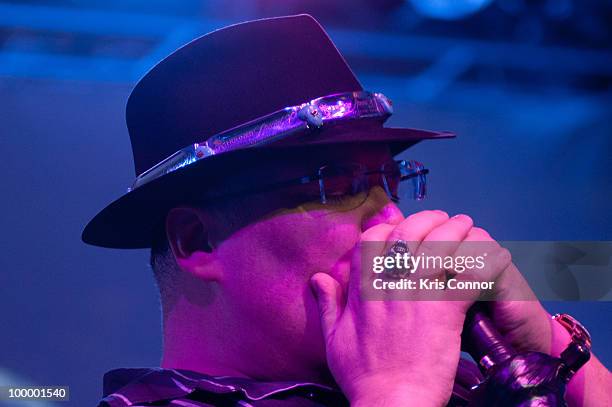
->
[[462, 303, 515, 372], [462, 303, 568, 406]]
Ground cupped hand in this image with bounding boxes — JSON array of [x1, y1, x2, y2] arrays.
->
[[310, 211, 511, 406]]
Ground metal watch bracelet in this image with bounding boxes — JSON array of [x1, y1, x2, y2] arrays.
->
[[552, 313, 592, 382]]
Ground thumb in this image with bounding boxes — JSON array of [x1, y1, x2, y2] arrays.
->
[[310, 272, 343, 340]]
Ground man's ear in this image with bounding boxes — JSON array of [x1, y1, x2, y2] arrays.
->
[[165, 207, 221, 281]]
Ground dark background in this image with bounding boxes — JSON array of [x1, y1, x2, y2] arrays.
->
[[0, 1, 610, 406]]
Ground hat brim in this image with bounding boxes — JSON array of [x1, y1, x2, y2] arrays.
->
[[82, 124, 454, 249]]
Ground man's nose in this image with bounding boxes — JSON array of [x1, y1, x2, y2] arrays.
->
[[360, 186, 404, 232]]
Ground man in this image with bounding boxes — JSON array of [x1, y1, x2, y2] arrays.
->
[[84, 15, 610, 406]]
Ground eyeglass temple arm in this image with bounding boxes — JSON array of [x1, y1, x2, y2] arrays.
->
[[400, 168, 429, 180]]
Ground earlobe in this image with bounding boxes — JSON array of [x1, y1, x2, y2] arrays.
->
[[175, 251, 220, 280], [165, 207, 220, 281]]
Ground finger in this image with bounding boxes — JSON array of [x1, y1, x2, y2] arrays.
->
[[494, 263, 538, 301], [361, 222, 396, 243], [383, 210, 450, 255], [447, 228, 510, 306], [463, 226, 492, 241], [412, 214, 474, 279], [353, 223, 395, 300], [310, 272, 344, 341], [421, 214, 474, 243], [459, 227, 510, 283], [458, 228, 535, 301]]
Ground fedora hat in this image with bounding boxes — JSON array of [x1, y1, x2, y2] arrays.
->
[[82, 14, 454, 249]]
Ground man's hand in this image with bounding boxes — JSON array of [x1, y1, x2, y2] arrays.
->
[[451, 226, 554, 355], [311, 209, 610, 406], [310, 210, 511, 406]]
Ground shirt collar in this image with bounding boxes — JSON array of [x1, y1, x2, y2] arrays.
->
[[101, 367, 339, 406]]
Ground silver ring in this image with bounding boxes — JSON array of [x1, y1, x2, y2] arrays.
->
[[387, 239, 409, 256], [384, 240, 412, 279]]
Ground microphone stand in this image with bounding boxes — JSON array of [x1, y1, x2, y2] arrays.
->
[[461, 304, 570, 406]]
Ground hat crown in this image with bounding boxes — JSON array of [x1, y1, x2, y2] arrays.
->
[[126, 14, 362, 176]]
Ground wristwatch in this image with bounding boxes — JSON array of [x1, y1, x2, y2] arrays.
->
[[552, 313, 592, 382]]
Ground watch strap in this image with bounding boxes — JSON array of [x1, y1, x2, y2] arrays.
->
[[552, 313, 592, 381]]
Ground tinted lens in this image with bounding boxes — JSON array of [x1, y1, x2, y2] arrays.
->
[[380, 161, 401, 201], [319, 164, 368, 207], [405, 160, 427, 200], [379, 160, 428, 202]]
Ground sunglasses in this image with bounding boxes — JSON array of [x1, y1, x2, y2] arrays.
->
[[204, 159, 428, 211]]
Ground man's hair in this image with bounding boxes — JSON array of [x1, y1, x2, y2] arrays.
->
[[150, 221, 180, 307]]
